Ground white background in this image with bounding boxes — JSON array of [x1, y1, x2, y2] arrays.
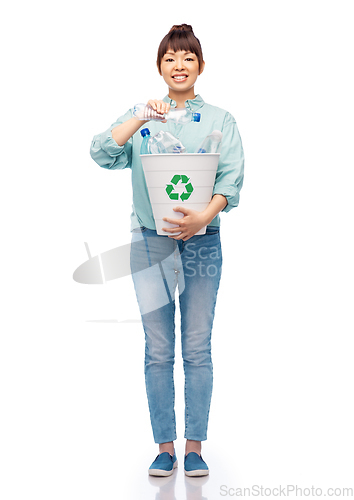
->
[[1, 0, 353, 499]]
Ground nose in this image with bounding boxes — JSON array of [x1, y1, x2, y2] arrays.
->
[[175, 58, 185, 71]]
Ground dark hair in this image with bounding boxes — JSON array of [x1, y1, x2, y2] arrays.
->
[[157, 24, 204, 73]]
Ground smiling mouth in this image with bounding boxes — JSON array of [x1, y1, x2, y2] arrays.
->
[[172, 75, 188, 81]]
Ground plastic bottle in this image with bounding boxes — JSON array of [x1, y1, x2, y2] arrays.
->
[[196, 130, 223, 153], [140, 128, 151, 154], [133, 103, 201, 124], [149, 131, 186, 154]]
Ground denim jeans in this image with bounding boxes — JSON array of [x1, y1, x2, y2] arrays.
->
[[130, 226, 222, 443]]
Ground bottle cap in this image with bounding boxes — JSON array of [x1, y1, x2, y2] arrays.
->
[[140, 128, 150, 137], [192, 113, 201, 122], [211, 130, 223, 139]]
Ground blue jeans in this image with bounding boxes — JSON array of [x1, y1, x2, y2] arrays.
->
[[130, 226, 222, 443]]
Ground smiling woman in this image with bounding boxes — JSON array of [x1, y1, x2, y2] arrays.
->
[[89, 22, 245, 479]]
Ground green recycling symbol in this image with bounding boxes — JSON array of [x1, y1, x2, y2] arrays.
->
[[166, 174, 194, 202]]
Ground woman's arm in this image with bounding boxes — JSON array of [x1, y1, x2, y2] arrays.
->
[[111, 117, 148, 146], [212, 112, 244, 213], [201, 194, 228, 224]]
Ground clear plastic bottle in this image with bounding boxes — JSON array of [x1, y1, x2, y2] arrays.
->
[[133, 103, 201, 124], [140, 128, 151, 154], [196, 130, 223, 153], [149, 131, 186, 154]]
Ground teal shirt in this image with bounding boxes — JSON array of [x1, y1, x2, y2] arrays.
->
[[90, 94, 244, 231]]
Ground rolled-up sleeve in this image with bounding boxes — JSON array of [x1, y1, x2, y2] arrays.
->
[[212, 112, 245, 212], [90, 109, 133, 170]]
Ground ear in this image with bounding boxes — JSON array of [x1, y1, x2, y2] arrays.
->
[[157, 61, 162, 76], [199, 60, 205, 76]]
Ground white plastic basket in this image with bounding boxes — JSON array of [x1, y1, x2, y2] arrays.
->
[[140, 153, 220, 235]]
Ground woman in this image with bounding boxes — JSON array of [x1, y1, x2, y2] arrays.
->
[[90, 24, 244, 477]]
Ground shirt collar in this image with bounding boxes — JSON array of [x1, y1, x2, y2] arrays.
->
[[163, 94, 204, 112]]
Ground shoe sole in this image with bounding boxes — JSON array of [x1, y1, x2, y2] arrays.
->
[[149, 460, 178, 476], [184, 468, 209, 477]]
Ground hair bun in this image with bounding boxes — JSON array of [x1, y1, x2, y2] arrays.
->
[[169, 24, 193, 33]]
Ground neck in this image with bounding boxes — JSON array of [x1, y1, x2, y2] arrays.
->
[[168, 87, 196, 108]]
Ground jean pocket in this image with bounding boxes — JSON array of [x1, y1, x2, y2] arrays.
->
[[205, 226, 220, 235]]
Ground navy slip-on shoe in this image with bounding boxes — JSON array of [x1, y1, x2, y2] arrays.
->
[[148, 451, 178, 476], [184, 452, 209, 476]]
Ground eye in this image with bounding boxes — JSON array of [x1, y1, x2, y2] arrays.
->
[[186, 57, 195, 61], [165, 58, 174, 62]]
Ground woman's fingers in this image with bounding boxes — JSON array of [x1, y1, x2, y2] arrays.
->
[[147, 99, 170, 115], [147, 99, 157, 111]]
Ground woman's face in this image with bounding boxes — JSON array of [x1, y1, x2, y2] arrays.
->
[[159, 50, 204, 93]]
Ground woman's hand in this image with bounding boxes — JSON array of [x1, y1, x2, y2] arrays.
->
[[147, 99, 170, 122], [162, 207, 208, 241]]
